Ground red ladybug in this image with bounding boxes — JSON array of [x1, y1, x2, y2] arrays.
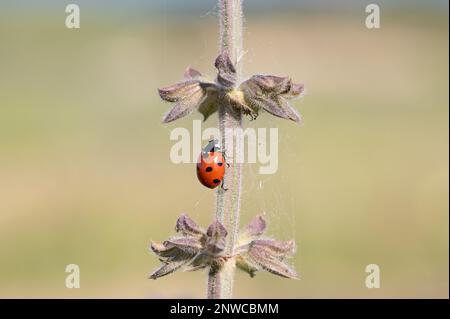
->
[[197, 139, 226, 189]]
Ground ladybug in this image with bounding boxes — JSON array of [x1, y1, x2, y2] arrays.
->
[[197, 139, 226, 189]]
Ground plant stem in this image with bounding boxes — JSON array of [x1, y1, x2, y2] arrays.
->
[[207, 0, 244, 299]]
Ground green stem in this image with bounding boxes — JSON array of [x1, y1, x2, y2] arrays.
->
[[207, 0, 244, 299]]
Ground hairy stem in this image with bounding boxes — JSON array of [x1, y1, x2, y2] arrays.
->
[[207, 0, 244, 299]]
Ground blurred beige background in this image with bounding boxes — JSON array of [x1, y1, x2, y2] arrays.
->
[[0, 1, 448, 298]]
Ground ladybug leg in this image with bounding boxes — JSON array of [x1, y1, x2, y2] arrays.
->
[[221, 152, 231, 168], [221, 180, 228, 191]]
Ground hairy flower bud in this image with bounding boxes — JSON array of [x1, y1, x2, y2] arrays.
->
[[235, 215, 298, 279]]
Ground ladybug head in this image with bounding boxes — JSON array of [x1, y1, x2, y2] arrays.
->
[[203, 139, 221, 154]]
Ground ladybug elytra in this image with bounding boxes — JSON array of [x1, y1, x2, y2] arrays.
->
[[196, 139, 226, 189]]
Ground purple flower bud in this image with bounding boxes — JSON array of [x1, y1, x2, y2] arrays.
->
[[175, 214, 204, 236], [214, 52, 237, 88], [235, 215, 298, 279], [240, 75, 304, 122], [245, 215, 267, 237]]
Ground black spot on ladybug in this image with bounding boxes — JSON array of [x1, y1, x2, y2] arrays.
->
[[217, 162, 223, 167], [205, 167, 213, 172], [213, 179, 221, 184]]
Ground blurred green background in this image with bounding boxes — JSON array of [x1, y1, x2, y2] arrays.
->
[[0, 1, 448, 298]]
